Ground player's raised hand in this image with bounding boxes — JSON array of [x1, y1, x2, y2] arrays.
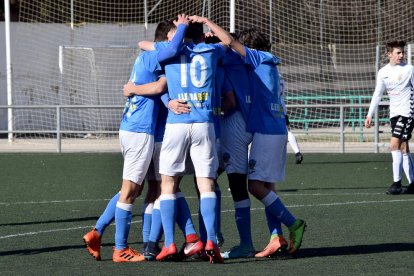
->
[[188, 15, 207, 24], [173, 13, 190, 27]]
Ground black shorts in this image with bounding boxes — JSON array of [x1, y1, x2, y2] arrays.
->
[[390, 116, 414, 141]]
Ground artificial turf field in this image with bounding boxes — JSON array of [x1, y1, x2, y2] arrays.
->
[[1, 153, 413, 275]]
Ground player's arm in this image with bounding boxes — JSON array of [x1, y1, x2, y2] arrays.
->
[[123, 77, 167, 97], [365, 76, 385, 128], [168, 99, 191, 114], [160, 93, 191, 114], [157, 14, 189, 63], [138, 41, 156, 51], [221, 75, 236, 115], [189, 15, 245, 56]]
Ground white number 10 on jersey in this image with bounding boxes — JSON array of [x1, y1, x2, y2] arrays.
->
[[180, 55, 207, 88]]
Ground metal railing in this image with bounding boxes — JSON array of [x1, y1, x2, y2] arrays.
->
[[0, 105, 122, 152], [0, 103, 386, 153]]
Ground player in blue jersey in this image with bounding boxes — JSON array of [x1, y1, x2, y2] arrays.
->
[[155, 16, 228, 264], [82, 18, 189, 262], [188, 33, 236, 251], [231, 28, 307, 258], [197, 23, 307, 257], [217, 34, 257, 259]]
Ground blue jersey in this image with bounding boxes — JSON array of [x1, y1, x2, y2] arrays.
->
[[222, 49, 251, 123], [163, 42, 226, 124], [243, 47, 286, 135], [120, 50, 161, 134]]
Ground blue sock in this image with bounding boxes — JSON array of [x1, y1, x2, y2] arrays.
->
[[214, 185, 222, 234], [142, 203, 153, 244], [114, 202, 133, 250], [262, 191, 296, 228], [234, 199, 253, 246], [198, 207, 207, 243], [149, 200, 163, 243], [200, 192, 217, 243], [176, 192, 196, 237], [159, 194, 177, 247], [265, 206, 283, 236], [95, 192, 120, 236]]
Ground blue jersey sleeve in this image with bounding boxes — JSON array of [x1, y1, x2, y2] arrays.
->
[[160, 92, 170, 107], [157, 24, 188, 63], [244, 47, 280, 68], [141, 50, 161, 73]]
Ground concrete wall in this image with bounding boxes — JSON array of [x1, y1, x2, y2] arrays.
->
[[0, 22, 158, 131]]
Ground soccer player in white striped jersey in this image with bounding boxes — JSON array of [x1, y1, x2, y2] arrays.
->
[[279, 74, 303, 164], [365, 40, 414, 195]]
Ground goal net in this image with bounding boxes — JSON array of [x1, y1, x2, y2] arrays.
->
[[9, 0, 414, 151]]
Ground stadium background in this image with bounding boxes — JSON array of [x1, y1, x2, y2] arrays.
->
[[1, 0, 414, 152]]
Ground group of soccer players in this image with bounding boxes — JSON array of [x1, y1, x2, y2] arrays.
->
[[82, 14, 306, 264]]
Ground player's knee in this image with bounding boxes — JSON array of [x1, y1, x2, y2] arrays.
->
[[228, 173, 249, 201], [247, 181, 267, 199], [247, 182, 256, 196]]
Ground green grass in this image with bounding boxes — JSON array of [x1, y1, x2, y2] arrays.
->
[[1, 153, 413, 275]]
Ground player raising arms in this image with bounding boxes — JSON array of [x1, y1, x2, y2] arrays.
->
[[191, 19, 307, 257], [154, 14, 228, 264], [82, 17, 188, 262], [218, 33, 256, 259], [365, 40, 414, 195]]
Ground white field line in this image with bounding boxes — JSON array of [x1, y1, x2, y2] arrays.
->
[[0, 192, 387, 206], [1, 198, 414, 240]]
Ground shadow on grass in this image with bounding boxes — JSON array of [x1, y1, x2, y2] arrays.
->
[[301, 160, 388, 165], [279, 186, 386, 192], [0, 241, 141, 257], [219, 243, 414, 264], [1, 243, 413, 260], [299, 243, 414, 258], [0, 214, 141, 227]]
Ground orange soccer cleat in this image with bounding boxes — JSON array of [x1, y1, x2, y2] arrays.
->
[[205, 240, 224, 264], [112, 247, 146, 262], [82, 228, 102, 261], [255, 235, 288, 258], [156, 243, 178, 261]]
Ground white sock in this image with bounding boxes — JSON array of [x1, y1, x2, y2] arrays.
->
[[403, 152, 414, 184], [391, 150, 403, 182], [288, 131, 300, 154]]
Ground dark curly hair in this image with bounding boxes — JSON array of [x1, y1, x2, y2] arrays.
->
[[386, 40, 406, 53], [238, 28, 271, 51], [185, 22, 204, 44]]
